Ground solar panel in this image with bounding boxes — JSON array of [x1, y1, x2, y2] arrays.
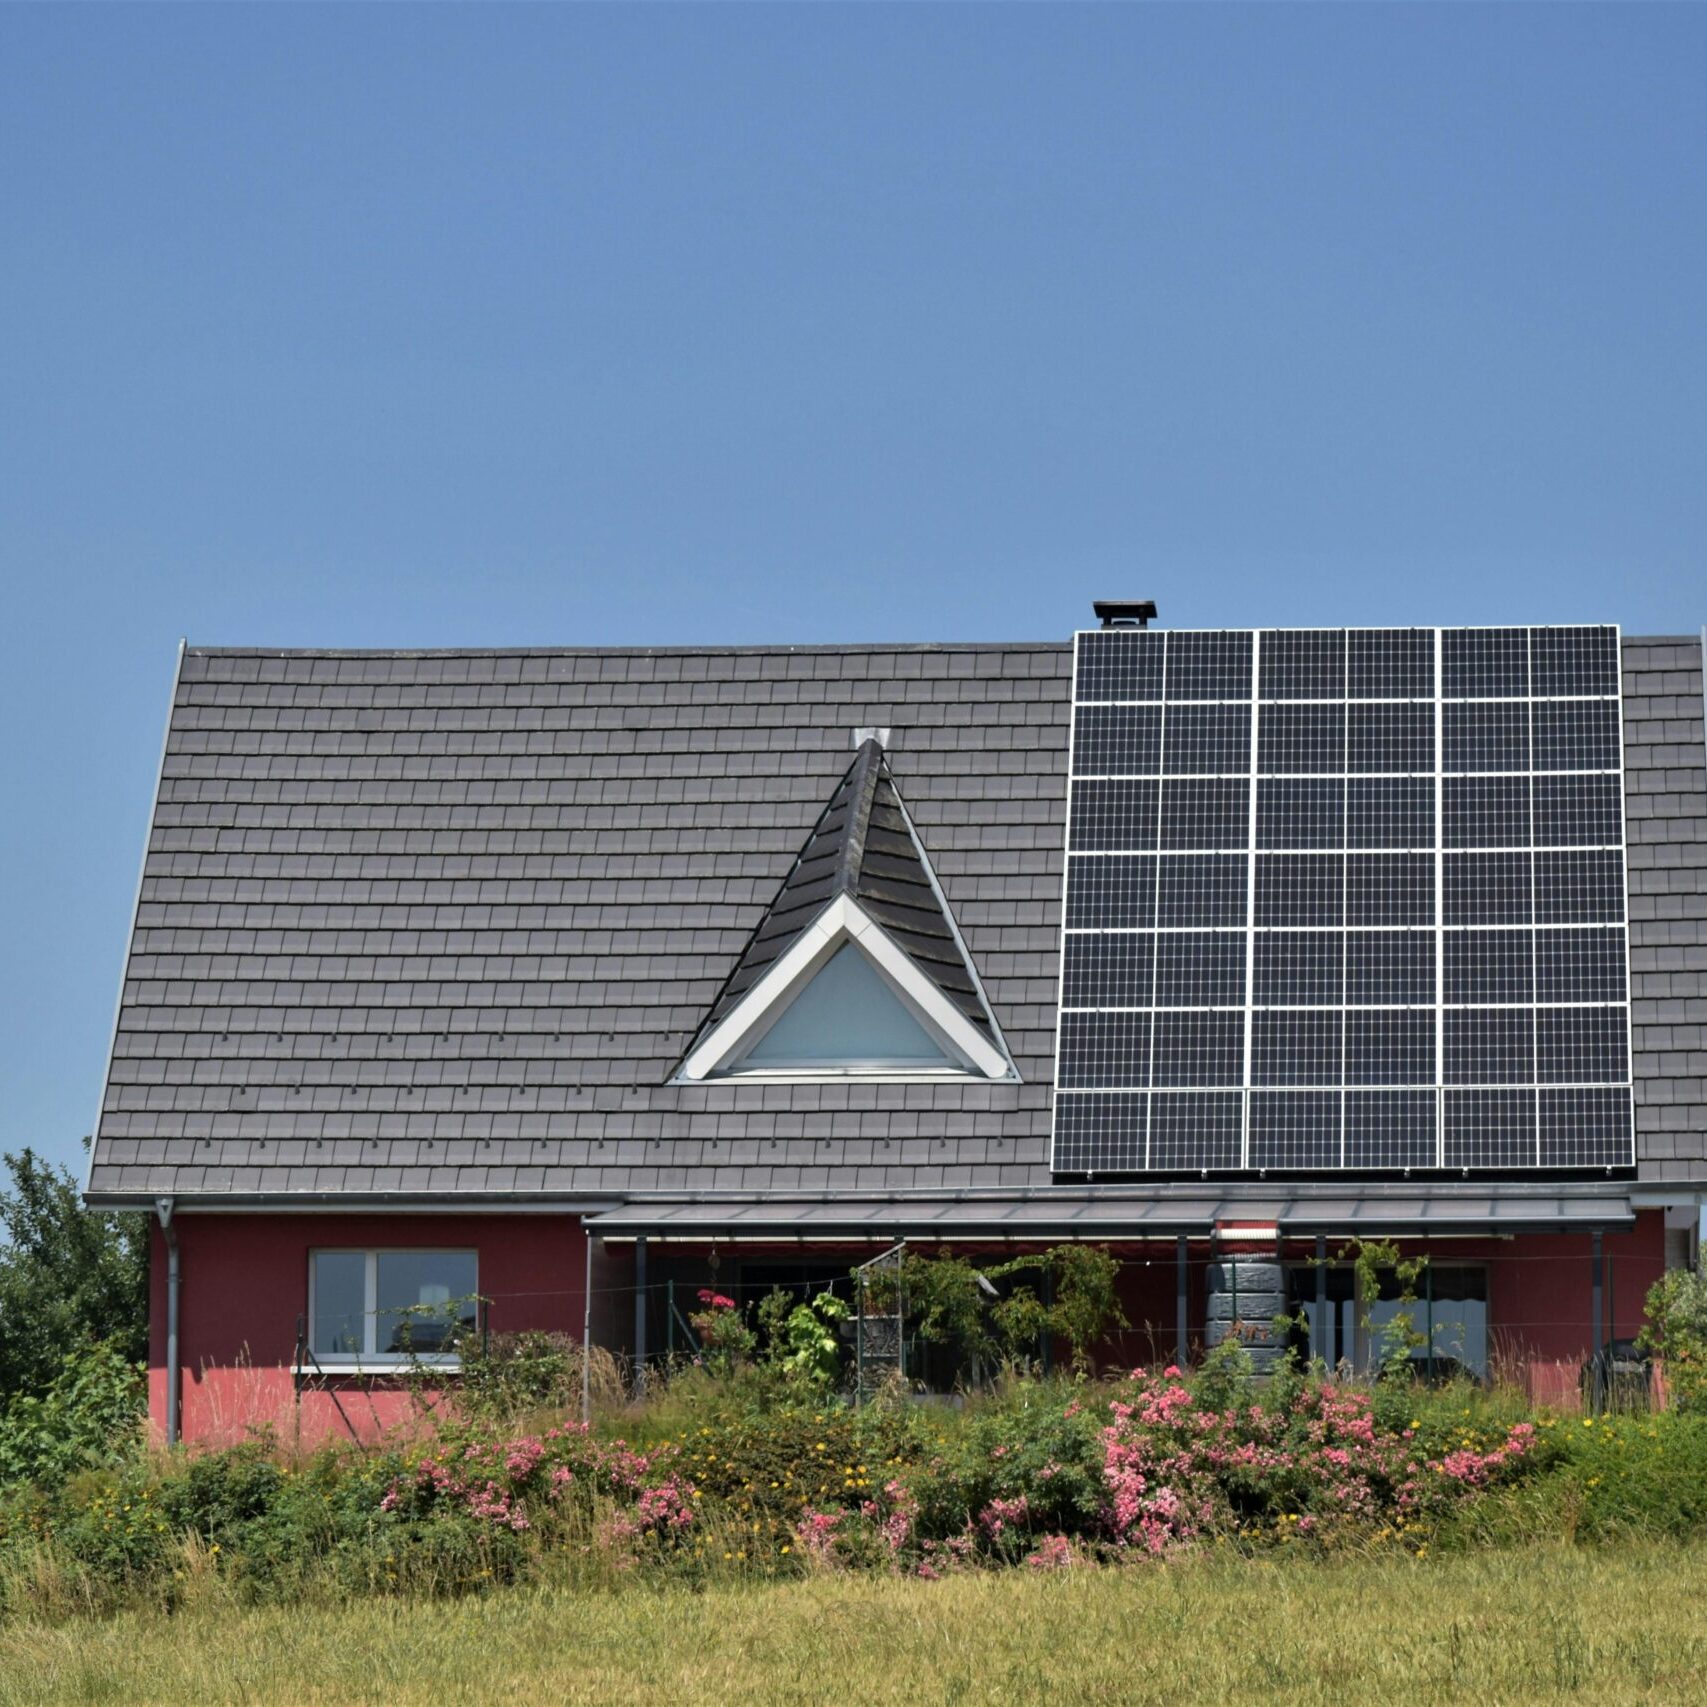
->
[[1053, 624, 1634, 1174]]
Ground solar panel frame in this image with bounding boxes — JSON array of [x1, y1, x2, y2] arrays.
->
[[1052, 624, 1634, 1176]]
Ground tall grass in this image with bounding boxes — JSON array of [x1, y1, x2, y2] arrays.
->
[[2, 1545, 1705, 1704]]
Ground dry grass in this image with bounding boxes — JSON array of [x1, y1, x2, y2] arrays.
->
[[2, 1544, 1706, 1705]]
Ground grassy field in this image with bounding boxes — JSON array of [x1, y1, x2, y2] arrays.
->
[[2, 1545, 1705, 1705]]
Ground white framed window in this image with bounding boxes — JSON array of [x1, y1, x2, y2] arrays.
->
[[678, 894, 1015, 1083], [307, 1249, 478, 1368]]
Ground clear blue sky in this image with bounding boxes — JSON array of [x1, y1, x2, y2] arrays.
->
[[2, 6, 1703, 1178]]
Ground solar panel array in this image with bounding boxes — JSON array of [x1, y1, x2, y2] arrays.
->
[[1051, 626, 1636, 1174]]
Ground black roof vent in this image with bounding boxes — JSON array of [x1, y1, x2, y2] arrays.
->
[[1093, 599, 1158, 630]]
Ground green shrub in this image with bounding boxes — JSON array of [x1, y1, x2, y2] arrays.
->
[[0, 1341, 145, 1489], [1639, 1249, 1707, 1414]]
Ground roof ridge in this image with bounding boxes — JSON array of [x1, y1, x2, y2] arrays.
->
[[831, 739, 886, 900], [184, 641, 1070, 659]]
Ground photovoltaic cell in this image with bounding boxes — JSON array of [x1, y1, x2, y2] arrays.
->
[[1534, 774, 1623, 848], [1257, 778, 1344, 850], [1347, 777, 1434, 849], [1349, 702, 1434, 773], [1069, 779, 1159, 852], [1163, 630, 1253, 700], [1444, 930, 1535, 1005], [1150, 1011, 1244, 1086], [1346, 1090, 1436, 1168], [1346, 931, 1434, 1005], [1534, 700, 1622, 772], [1444, 776, 1531, 848], [1443, 853, 1532, 925], [1531, 626, 1620, 698], [1258, 704, 1346, 774], [1054, 624, 1632, 1175], [1348, 628, 1435, 699], [1052, 1091, 1146, 1172], [1444, 1009, 1535, 1084], [1149, 1092, 1242, 1169], [1058, 1012, 1151, 1089], [1261, 629, 1346, 700], [1345, 1010, 1435, 1086], [1253, 931, 1343, 1006], [1160, 778, 1248, 850], [1346, 854, 1434, 927], [1076, 630, 1163, 702], [1539, 1087, 1632, 1167], [1255, 854, 1344, 927], [1065, 855, 1155, 929], [1444, 1089, 1537, 1169], [1155, 932, 1245, 1007], [1443, 628, 1529, 699], [1250, 1092, 1342, 1168], [1158, 854, 1246, 927], [1163, 704, 1250, 774], [1445, 701, 1530, 773], [1073, 704, 1162, 775], [1534, 850, 1625, 923], [1252, 1011, 1343, 1086], [1536, 929, 1626, 1003], [1061, 932, 1153, 1007]]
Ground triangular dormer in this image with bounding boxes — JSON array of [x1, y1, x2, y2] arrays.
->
[[677, 740, 1016, 1081]]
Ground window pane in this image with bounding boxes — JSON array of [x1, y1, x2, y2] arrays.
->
[[311, 1252, 367, 1358], [375, 1252, 478, 1355], [744, 944, 953, 1066]]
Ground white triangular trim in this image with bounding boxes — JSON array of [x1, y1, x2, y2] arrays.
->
[[678, 894, 1014, 1082]]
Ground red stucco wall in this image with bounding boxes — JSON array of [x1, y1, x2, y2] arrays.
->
[[150, 1213, 587, 1446]]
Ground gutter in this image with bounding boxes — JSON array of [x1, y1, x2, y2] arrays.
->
[[155, 1197, 180, 1448]]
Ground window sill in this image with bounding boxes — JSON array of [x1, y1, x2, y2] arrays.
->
[[292, 1361, 463, 1377]]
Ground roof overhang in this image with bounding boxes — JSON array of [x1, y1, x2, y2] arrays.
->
[[585, 1190, 1640, 1241]]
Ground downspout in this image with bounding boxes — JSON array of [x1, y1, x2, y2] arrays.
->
[[155, 1197, 180, 1447], [581, 1230, 595, 1425]]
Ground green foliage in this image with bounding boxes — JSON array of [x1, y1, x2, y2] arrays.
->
[[0, 1147, 148, 1402], [0, 1340, 145, 1489], [758, 1290, 850, 1391], [451, 1330, 583, 1423], [871, 1245, 1128, 1380], [5, 1335, 1707, 1622], [1193, 1334, 1254, 1412], [1638, 1246, 1707, 1414], [1337, 1236, 1430, 1378]]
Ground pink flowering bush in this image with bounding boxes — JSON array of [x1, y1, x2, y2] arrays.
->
[[1091, 1368, 1540, 1554], [377, 1421, 699, 1568]]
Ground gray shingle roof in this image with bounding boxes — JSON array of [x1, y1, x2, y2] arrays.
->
[[85, 633, 1707, 1218], [89, 643, 1066, 1205]]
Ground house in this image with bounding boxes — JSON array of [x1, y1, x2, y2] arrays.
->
[[83, 616, 1707, 1444]]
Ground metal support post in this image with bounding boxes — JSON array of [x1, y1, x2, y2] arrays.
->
[[1040, 1263, 1054, 1377], [1315, 1234, 1328, 1369], [633, 1236, 648, 1400], [1425, 1259, 1435, 1385], [1176, 1236, 1189, 1368], [1591, 1229, 1606, 1415]]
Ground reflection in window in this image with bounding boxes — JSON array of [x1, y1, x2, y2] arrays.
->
[[1288, 1264, 1489, 1380], [308, 1250, 478, 1363]]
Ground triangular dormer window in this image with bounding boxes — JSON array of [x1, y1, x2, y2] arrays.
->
[[676, 741, 1017, 1083]]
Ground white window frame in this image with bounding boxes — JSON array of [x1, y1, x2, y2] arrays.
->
[[303, 1248, 478, 1374], [677, 894, 1015, 1083]]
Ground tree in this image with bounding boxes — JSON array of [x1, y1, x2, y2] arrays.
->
[[0, 1146, 148, 1401], [1639, 1245, 1707, 1414]]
